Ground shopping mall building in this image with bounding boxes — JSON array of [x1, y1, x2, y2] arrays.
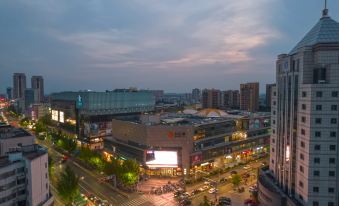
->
[[105, 109, 270, 176], [50, 90, 155, 149]]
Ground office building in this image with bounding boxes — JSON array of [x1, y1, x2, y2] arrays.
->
[[31, 76, 44, 103], [222, 90, 240, 109], [265, 84, 276, 109], [202, 89, 221, 109], [6, 87, 12, 100], [258, 7, 339, 206], [105, 110, 270, 176], [240, 82, 259, 112], [0, 124, 53, 206], [13, 73, 26, 100], [24, 89, 37, 109], [192, 88, 201, 103]]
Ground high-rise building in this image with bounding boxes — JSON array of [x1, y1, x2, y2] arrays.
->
[[13, 73, 26, 100], [240, 82, 259, 112], [6, 87, 12, 100], [265, 83, 276, 109], [31, 76, 44, 103], [258, 7, 339, 206], [222, 90, 240, 109], [192, 88, 201, 103], [25, 88, 37, 109], [202, 89, 221, 109], [0, 125, 53, 205]]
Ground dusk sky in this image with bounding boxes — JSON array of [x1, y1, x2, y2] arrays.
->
[[1, 0, 338, 94]]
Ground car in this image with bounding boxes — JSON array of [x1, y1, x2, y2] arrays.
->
[[180, 199, 192, 206], [204, 181, 210, 185], [88, 194, 96, 201], [230, 170, 237, 175], [242, 173, 250, 178], [203, 185, 210, 190], [243, 165, 251, 170], [219, 178, 227, 183], [249, 185, 258, 192], [198, 187, 205, 192], [191, 189, 200, 196], [208, 188, 218, 194]]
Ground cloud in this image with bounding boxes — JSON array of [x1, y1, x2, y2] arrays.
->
[[48, 0, 281, 71]]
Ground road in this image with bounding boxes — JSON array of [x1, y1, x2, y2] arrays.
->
[[187, 159, 266, 205]]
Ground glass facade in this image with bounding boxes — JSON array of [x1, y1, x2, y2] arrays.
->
[[51, 91, 155, 115]]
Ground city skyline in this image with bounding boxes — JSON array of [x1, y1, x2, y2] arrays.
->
[[1, 1, 338, 94]]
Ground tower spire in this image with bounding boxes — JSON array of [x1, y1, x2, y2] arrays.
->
[[322, 0, 329, 17]]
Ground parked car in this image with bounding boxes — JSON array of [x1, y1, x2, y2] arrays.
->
[[219, 196, 231, 205], [208, 188, 218, 194], [243, 165, 251, 170], [219, 178, 227, 183], [180, 199, 192, 206], [203, 185, 210, 190], [191, 189, 200, 196], [230, 170, 237, 175]]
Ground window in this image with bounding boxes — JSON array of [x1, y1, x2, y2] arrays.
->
[[315, 131, 321, 137], [328, 188, 334, 193], [313, 187, 319, 192], [331, 105, 337, 111], [313, 201, 319, 206], [272, 148, 275, 153], [273, 111, 276, 115], [332, 91, 338, 97], [314, 157, 320, 163], [316, 105, 322, 110], [300, 165, 304, 173], [45, 162, 47, 168], [301, 129, 305, 135], [273, 120, 276, 124], [330, 118, 337, 124], [300, 153, 304, 160], [301, 141, 305, 148], [330, 145, 336, 151], [314, 170, 320, 176], [314, 145, 321, 151], [299, 181, 303, 188], [330, 132, 336, 138], [328, 202, 334, 206], [302, 104, 306, 110], [301, 116, 306, 123], [315, 118, 322, 124], [273, 92, 276, 96], [273, 101, 276, 106], [329, 171, 335, 177], [302, 91, 307, 97], [45, 173, 47, 178], [316, 91, 323, 97], [273, 129, 275, 134], [329, 158, 335, 164], [272, 138, 275, 143]]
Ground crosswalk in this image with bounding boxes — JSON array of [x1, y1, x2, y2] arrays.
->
[[119, 194, 177, 206]]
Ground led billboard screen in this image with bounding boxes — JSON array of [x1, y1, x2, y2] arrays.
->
[[146, 151, 178, 168]]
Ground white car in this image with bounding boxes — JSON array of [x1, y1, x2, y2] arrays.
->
[[243, 165, 251, 170], [208, 188, 218, 194], [203, 185, 210, 190]]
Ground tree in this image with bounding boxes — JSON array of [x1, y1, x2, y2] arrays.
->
[[199, 196, 211, 206], [231, 174, 241, 188], [56, 165, 80, 206], [48, 155, 55, 177]]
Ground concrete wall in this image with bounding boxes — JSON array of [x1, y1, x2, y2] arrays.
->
[[0, 135, 35, 156], [25, 153, 50, 206]]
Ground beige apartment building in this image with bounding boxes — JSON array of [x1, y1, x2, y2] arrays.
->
[[240, 82, 259, 112]]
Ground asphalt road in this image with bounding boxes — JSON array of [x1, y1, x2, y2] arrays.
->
[[187, 158, 267, 205]]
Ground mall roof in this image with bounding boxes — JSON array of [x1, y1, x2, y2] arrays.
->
[[290, 11, 339, 54]]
